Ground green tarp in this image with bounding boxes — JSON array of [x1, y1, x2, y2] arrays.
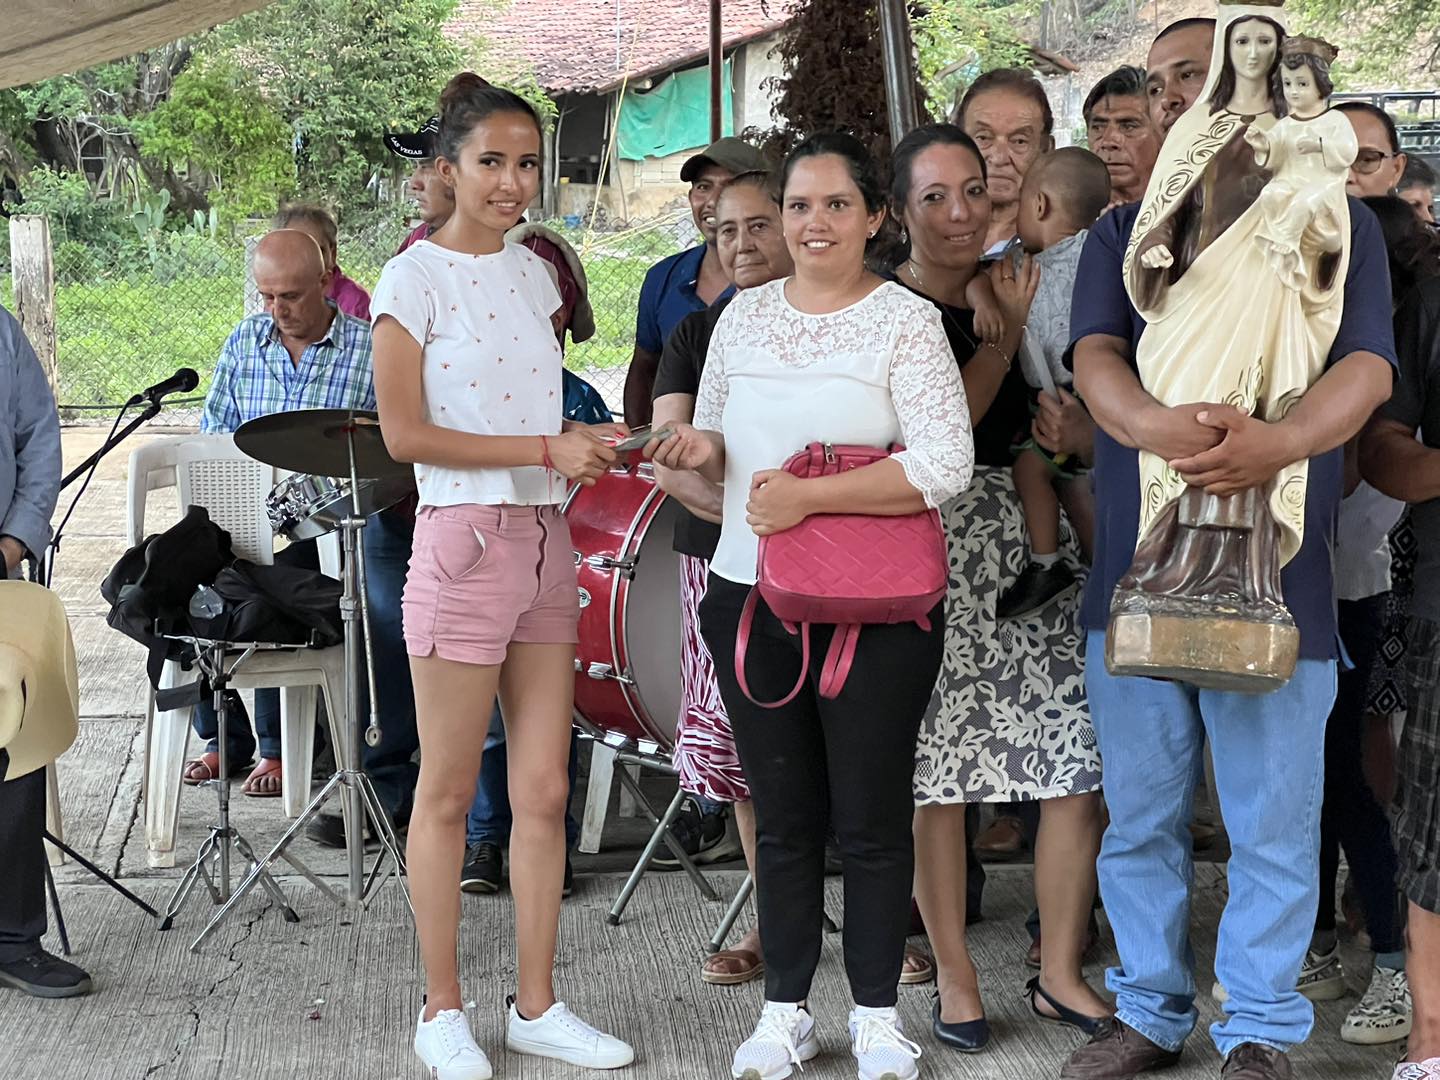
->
[[616, 59, 734, 161]]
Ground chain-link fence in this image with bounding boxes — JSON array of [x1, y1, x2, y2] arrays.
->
[[2, 210, 701, 424]]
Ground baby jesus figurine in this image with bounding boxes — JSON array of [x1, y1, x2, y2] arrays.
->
[[1244, 36, 1355, 292]]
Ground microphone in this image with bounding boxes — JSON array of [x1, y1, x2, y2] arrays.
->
[[126, 368, 199, 408]]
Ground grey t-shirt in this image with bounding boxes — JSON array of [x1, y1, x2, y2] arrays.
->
[[1382, 275, 1440, 620]]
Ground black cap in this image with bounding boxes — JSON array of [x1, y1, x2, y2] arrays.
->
[[679, 137, 768, 183], [383, 115, 440, 161]]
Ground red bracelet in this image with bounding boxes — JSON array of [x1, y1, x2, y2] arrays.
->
[[540, 434, 553, 471]]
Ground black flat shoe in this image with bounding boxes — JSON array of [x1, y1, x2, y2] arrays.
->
[[932, 991, 990, 1052], [1026, 976, 1108, 1036]]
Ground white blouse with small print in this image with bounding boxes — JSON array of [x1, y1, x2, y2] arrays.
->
[[694, 278, 976, 586], [372, 239, 564, 507]]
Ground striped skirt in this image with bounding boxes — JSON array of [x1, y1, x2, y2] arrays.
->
[[672, 554, 751, 803]]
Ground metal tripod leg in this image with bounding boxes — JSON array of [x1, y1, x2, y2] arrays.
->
[[43, 830, 158, 919], [706, 874, 754, 954], [613, 766, 717, 899], [189, 766, 409, 951], [606, 783, 719, 927], [44, 861, 70, 956]]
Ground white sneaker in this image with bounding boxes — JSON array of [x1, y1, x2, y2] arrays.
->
[[849, 1006, 921, 1080], [414, 1007, 493, 1080], [505, 998, 634, 1068], [1342, 966, 1412, 1045], [1297, 945, 1347, 1001], [732, 1002, 820, 1080], [1393, 1057, 1440, 1078], [1213, 946, 1346, 1006]]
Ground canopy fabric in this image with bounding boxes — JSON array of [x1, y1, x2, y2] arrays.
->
[[1, 1, 270, 89], [617, 60, 734, 162]]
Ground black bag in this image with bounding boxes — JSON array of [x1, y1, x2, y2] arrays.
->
[[188, 559, 343, 648], [101, 505, 234, 682]]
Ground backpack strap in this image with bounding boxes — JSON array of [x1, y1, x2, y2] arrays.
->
[[818, 624, 861, 701], [735, 587, 810, 710]]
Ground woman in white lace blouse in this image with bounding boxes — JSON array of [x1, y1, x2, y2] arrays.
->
[[650, 132, 974, 1080]]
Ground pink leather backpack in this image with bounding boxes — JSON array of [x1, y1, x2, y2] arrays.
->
[[734, 442, 949, 707]]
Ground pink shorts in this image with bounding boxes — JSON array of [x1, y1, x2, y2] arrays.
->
[[403, 504, 578, 666]]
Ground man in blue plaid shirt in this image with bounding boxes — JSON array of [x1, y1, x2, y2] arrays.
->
[[202, 230, 374, 433], [189, 230, 420, 834]]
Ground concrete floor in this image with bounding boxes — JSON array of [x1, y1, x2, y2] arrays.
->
[[0, 427, 1405, 1080]]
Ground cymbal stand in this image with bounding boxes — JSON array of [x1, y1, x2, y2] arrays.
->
[[191, 422, 411, 951], [160, 640, 299, 935]]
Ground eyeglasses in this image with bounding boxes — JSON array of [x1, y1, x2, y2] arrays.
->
[[1353, 149, 1398, 175]]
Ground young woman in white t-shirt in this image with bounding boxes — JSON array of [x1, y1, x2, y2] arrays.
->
[[649, 132, 975, 1080], [371, 73, 634, 1079]]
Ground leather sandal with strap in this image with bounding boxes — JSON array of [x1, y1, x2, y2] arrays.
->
[[182, 751, 252, 785], [241, 757, 283, 797], [899, 946, 935, 985], [701, 947, 764, 986]]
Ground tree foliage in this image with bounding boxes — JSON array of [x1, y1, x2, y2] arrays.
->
[[205, 0, 467, 209], [134, 60, 294, 223], [754, 0, 1032, 163], [755, 0, 930, 163], [913, 1, 1035, 121], [1291, 0, 1440, 83]]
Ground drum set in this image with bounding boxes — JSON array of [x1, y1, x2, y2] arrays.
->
[[173, 407, 705, 943]]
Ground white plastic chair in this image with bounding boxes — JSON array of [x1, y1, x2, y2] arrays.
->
[[130, 434, 345, 868]]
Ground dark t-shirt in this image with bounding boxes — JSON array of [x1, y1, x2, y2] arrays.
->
[[1381, 275, 1440, 622], [1068, 199, 1399, 660], [886, 277, 1030, 466], [652, 295, 733, 560]]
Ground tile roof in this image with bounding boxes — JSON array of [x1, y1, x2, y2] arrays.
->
[[449, 0, 796, 94]]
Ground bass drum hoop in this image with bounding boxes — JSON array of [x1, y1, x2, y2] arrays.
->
[[564, 475, 674, 748]]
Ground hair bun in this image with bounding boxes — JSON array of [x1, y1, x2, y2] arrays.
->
[[440, 72, 493, 110]]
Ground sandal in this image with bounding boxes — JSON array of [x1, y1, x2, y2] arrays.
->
[[701, 947, 764, 986], [241, 757, 283, 797], [1025, 976, 1108, 1035], [182, 752, 252, 786], [900, 946, 935, 985]]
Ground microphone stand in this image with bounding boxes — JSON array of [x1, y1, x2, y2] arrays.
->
[[36, 392, 175, 950]]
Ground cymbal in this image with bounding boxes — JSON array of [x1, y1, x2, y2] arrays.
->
[[234, 409, 412, 479]]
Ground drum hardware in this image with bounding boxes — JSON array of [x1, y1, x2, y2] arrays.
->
[[584, 554, 636, 576], [577, 588, 592, 609], [193, 409, 413, 948], [585, 662, 636, 685], [159, 640, 300, 946], [571, 715, 719, 926]]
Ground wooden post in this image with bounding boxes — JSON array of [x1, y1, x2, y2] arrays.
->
[[8, 215, 58, 400], [243, 233, 262, 317]]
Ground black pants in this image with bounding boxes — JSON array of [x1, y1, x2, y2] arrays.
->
[[0, 758, 47, 962], [701, 576, 943, 1007], [1317, 596, 1404, 954]]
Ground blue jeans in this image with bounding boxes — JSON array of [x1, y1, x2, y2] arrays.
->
[[466, 705, 580, 849], [1085, 631, 1336, 1056], [356, 507, 419, 823]]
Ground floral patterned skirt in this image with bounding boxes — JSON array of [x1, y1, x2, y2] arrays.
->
[[915, 465, 1101, 804]]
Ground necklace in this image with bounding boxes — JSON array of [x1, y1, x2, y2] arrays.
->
[[903, 260, 979, 355]]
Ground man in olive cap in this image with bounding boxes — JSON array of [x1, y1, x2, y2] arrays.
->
[[622, 136, 767, 427]]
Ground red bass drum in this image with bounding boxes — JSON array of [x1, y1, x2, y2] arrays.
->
[[563, 459, 684, 750]]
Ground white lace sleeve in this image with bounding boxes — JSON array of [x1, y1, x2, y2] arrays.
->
[[889, 302, 975, 507], [692, 311, 730, 432]]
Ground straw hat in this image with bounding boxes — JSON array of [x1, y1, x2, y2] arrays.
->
[[0, 581, 79, 781]]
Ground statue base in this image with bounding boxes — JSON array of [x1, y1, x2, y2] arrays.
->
[[1106, 599, 1299, 694]]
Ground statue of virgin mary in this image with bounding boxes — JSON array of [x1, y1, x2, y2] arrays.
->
[[1106, 0, 1353, 690]]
